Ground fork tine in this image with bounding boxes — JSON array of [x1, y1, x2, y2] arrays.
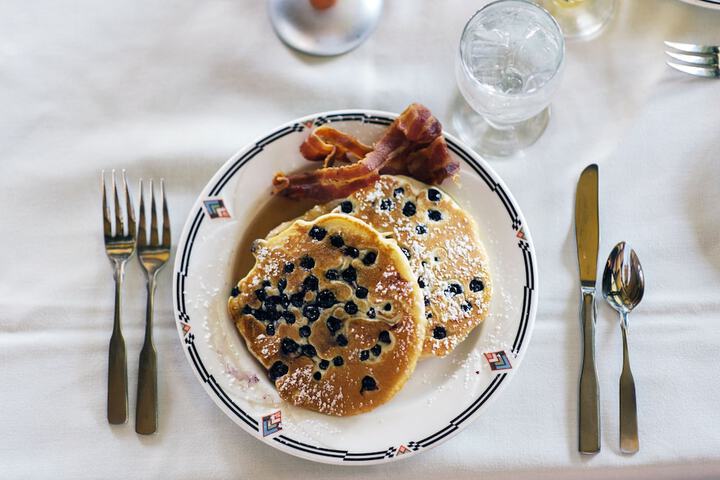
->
[[667, 61, 720, 78], [161, 178, 171, 249], [138, 179, 147, 247], [112, 170, 124, 236], [150, 179, 159, 246], [123, 170, 136, 239], [664, 41, 719, 54], [102, 171, 112, 238], [665, 50, 718, 66]]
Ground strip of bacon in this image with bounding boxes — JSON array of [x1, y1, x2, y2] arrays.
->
[[273, 103, 458, 201], [299, 126, 373, 167]]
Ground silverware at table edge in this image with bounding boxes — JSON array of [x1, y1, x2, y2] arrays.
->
[[135, 179, 171, 435], [575, 164, 601, 454], [665, 41, 720, 78], [102, 170, 136, 425], [602, 242, 645, 454]]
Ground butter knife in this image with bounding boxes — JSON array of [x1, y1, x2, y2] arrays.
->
[[575, 164, 600, 454]]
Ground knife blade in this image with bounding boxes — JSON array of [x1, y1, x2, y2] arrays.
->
[[575, 163, 600, 454]]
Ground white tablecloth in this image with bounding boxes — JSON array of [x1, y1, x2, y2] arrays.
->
[[2, 0, 720, 478]]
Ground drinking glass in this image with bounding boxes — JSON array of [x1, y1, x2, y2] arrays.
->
[[452, 0, 565, 157], [539, 0, 616, 40]]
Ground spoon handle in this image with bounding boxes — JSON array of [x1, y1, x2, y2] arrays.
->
[[579, 290, 600, 454], [619, 317, 639, 453]]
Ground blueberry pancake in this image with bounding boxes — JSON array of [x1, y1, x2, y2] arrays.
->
[[268, 176, 492, 357], [228, 213, 425, 416]]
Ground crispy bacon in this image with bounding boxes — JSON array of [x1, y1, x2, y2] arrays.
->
[[273, 103, 458, 201], [299, 126, 372, 167]]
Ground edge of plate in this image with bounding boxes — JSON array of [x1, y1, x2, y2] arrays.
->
[[171, 108, 539, 465]]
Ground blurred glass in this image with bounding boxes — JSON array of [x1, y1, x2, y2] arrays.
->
[[452, 0, 565, 157], [540, 0, 617, 40]]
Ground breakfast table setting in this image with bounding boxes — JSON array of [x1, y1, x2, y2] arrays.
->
[[2, 0, 720, 478]]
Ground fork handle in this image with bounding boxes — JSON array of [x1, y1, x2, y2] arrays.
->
[[619, 317, 639, 453], [136, 277, 158, 434], [108, 266, 128, 424], [579, 289, 600, 454]]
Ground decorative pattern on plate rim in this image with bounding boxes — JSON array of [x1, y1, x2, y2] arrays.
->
[[261, 410, 283, 437], [202, 198, 231, 219], [484, 351, 513, 371], [173, 111, 537, 465]]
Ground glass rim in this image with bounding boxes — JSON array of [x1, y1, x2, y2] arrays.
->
[[457, 0, 566, 99]]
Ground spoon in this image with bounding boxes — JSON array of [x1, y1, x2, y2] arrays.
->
[[602, 241, 644, 454]]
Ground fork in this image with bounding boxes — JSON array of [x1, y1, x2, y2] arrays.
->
[[102, 170, 136, 425], [665, 41, 720, 78], [135, 179, 171, 435]]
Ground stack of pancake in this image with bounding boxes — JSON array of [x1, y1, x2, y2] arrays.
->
[[228, 175, 491, 416]]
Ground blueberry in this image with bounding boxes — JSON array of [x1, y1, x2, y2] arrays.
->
[[301, 344, 317, 357], [344, 301, 358, 315], [330, 234, 344, 248], [359, 350, 370, 361], [371, 344, 382, 356], [393, 187, 404, 197], [253, 308, 268, 321], [280, 337, 299, 355], [283, 262, 295, 273], [303, 304, 320, 322], [378, 330, 391, 344], [255, 289, 267, 301], [461, 302, 472, 312], [230, 286, 240, 297], [262, 280, 271, 288], [319, 359, 330, 370], [241, 304, 252, 315], [415, 224, 427, 235], [317, 289, 336, 308], [267, 309, 281, 322], [277, 278, 287, 292], [265, 295, 281, 308], [402, 201, 416, 217], [325, 269, 339, 280], [361, 375, 378, 392], [383, 303, 392, 311], [444, 283, 463, 296], [401, 247, 411, 259], [343, 246, 359, 258], [426, 312, 433, 319], [268, 361, 288, 381], [313, 371, 321, 381], [428, 188, 442, 202], [308, 225, 327, 241], [340, 200, 353, 213], [380, 199, 393, 211], [424, 296, 430, 306], [333, 356, 344, 367], [417, 277, 426, 289], [355, 286, 368, 299], [280, 311, 295, 325], [299, 325, 311, 337], [265, 323, 275, 336], [303, 275, 319, 291], [336, 334, 348, 346], [290, 292, 305, 307], [362, 251, 377, 266], [367, 307, 376, 319], [279, 294, 290, 308], [469, 278, 485, 292], [341, 266, 357, 283], [433, 326, 447, 339], [326, 316, 342, 334], [300, 255, 315, 270], [428, 209, 442, 221]]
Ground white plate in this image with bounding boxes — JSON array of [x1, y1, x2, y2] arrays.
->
[[678, 0, 720, 9], [172, 110, 538, 465]]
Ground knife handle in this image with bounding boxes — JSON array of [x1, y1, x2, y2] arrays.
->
[[579, 290, 600, 454]]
